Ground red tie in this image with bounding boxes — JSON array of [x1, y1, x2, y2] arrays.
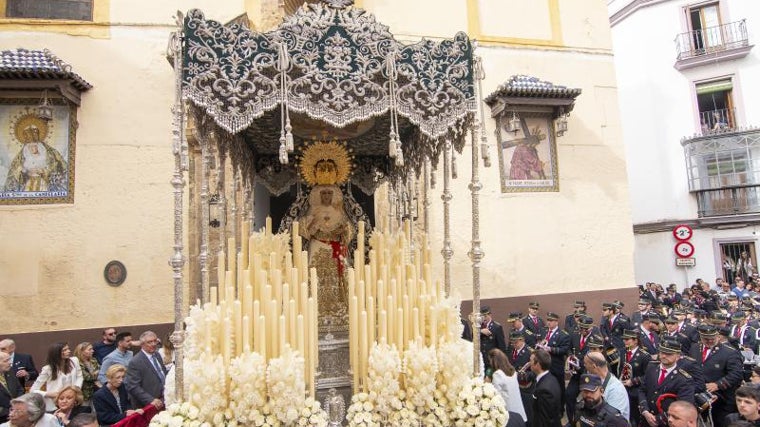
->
[[533, 317, 538, 327], [512, 348, 518, 360], [658, 368, 667, 385], [609, 318, 614, 328], [626, 350, 632, 363], [649, 332, 656, 344], [702, 347, 709, 362], [580, 335, 586, 350], [546, 329, 553, 343], [735, 327, 741, 338]]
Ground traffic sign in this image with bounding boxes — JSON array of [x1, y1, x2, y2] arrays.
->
[[672, 224, 693, 241], [676, 258, 696, 267], [674, 241, 695, 258]]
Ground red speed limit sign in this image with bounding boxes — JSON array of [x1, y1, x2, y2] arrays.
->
[[672, 224, 693, 241], [674, 241, 695, 258]]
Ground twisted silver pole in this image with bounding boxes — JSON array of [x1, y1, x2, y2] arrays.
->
[[441, 140, 453, 296], [198, 128, 211, 304], [168, 23, 186, 400]]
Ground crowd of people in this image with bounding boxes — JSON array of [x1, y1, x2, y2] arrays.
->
[[0, 330, 171, 427], [476, 278, 760, 427]]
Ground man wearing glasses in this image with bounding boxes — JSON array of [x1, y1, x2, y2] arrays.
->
[[93, 328, 117, 364]]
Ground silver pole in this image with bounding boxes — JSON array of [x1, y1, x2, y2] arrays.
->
[[168, 24, 186, 401], [468, 125, 484, 376], [217, 149, 227, 261], [441, 140, 453, 296], [199, 130, 210, 304]]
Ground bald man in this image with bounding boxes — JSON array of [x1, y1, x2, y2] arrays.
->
[[666, 400, 698, 427]]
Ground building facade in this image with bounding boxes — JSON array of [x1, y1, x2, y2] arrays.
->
[[0, 0, 635, 361], [609, 0, 759, 287]]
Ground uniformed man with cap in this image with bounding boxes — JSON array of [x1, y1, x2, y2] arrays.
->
[[508, 311, 537, 348], [565, 300, 587, 333], [620, 329, 651, 426], [729, 311, 757, 352], [638, 313, 660, 355], [663, 315, 692, 354], [573, 373, 631, 427], [672, 307, 699, 344], [479, 305, 507, 371], [688, 323, 743, 427], [632, 297, 653, 329], [523, 302, 545, 335], [600, 302, 630, 373], [566, 314, 598, 422], [508, 330, 536, 425], [662, 284, 682, 309], [538, 311, 571, 412], [638, 336, 695, 427]]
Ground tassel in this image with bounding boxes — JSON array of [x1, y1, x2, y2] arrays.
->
[[395, 147, 404, 166], [278, 137, 288, 164], [285, 123, 294, 152], [481, 143, 491, 167]]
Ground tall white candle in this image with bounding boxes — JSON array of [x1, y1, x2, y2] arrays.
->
[[242, 315, 250, 353], [360, 311, 368, 391]]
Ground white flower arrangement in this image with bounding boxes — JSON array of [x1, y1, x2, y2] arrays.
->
[[437, 338, 472, 404], [184, 353, 228, 424], [266, 347, 306, 425], [296, 397, 328, 427], [150, 402, 208, 427], [403, 341, 438, 413], [366, 342, 402, 417], [228, 352, 267, 425], [450, 377, 508, 427], [346, 392, 381, 427]]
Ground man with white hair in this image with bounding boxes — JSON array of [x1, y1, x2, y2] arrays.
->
[[0, 339, 38, 390], [0, 351, 23, 423], [124, 331, 165, 410], [0, 393, 58, 427]]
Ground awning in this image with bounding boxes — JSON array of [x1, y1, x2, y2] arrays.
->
[[696, 79, 732, 95]]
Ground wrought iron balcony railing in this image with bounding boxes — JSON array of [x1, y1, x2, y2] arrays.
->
[[675, 19, 749, 61], [699, 108, 736, 135], [697, 185, 760, 217]]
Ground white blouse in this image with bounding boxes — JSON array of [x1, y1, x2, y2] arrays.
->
[[30, 357, 83, 411], [492, 369, 527, 422]]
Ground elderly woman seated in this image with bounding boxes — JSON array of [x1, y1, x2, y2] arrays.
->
[[92, 364, 144, 426], [0, 393, 58, 427], [52, 386, 91, 426]]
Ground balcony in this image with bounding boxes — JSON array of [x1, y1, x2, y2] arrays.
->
[[683, 128, 760, 218], [674, 20, 753, 70]]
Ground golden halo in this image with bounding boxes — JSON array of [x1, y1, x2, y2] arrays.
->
[[12, 111, 50, 144], [299, 140, 353, 186]]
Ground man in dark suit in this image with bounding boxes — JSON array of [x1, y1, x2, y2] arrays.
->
[[688, 323, 743, 427], [538, 312, 571, 413], [530, 348, 562, 427], [508, 312, 537, 348], [600, 302, 630, 376], [631, 297, 652, 329], [638, 337, 694, 427], [566, 314, 597, 422], [479, 306, 507, 372], [507, 331, 535, 426], [0, 339, 38, 390], [620, 329, 651, 426], [523, 302, 544, 335], [125, 331, 166, 410], [638, 313, 660, 355], [564, 300, 586, 333], [0, 351, 23, 423]]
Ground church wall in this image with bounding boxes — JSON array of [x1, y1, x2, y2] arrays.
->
[[0, 0, 635, 346]]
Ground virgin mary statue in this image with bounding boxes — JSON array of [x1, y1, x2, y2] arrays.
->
[[297, 141, 354, 330]]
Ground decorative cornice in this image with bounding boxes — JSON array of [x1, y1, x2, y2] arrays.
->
[[609, 0, 674, 28], [0, 48, 92, 91]]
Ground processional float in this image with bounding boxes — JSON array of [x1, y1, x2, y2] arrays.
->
[[162, 0, 497, 424]]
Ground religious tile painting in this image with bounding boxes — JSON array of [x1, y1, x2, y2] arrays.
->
[[0, 100, 76, 204], [496, 114, 559, 193]]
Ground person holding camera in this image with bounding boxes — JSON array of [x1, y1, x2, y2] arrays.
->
[[573, 374, 630, 427]]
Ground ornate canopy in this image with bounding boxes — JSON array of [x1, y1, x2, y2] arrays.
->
[[179, 1, 477, 194]]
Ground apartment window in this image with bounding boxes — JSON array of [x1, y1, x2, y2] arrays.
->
[[5, 0, 93, 21], [720, 242, 757, 285], [688, 2, 722, 53], [696, 79, 734, 133]]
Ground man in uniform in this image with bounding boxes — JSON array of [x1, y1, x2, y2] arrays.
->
[[601, 302, 631, 377], [639, 313, 660, 355], [508, 312, 537, 348], [479, 306, 507, 371], [621, 329, 651, 426], [638, 337, 695, 426], [538, 312, 571, 413], [523, 302, 544, 335], [664, 315, 692, 354], [566, 314, 597, 422], [632, 297, 653, 329], [728, 311, 757, 352], [565, 300, 587, 333], [573, 373, 630, 427], [508, 331, 535, 425], [688, 323, 743, 427]]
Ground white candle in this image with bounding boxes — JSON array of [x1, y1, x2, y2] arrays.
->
[[351, 295, 359, 390], [396, 308, 404, 352], [258, 315, 267, 360], [412, 307, 420, 343], [253, 301, 260, 352], [430, 307, 438, 348], [297, 314, 305, 357], [379, 310, 387, 343], [242, 315, 250, 353], [266, 216, 272, 235], [360, 311, 368, 391], [269, 299, 278, 359], [289, 299, 296, 349], [279, 315, 287, 353], [233, 300, 242, 356]]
